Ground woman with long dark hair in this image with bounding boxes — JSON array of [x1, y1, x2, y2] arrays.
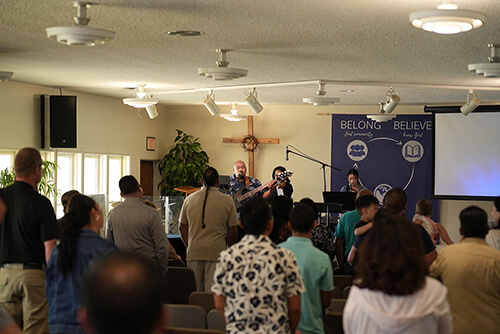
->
[[46, 194, 117, 334], [340, 168, 367, 193], [343, 215, 452, 333]]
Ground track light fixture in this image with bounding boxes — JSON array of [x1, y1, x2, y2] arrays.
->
[[460, 89, 481, 116], [46, 2, 115, 46], [203, 91, 220, 116], [198, 49, 248, 80], [303, 82, 340, 106], [409, 1, 485, 34], [379, 87, 400, 114], [146, 105, 158, 119], [468, 44, 500, 78], [245, 88, 263, 114]]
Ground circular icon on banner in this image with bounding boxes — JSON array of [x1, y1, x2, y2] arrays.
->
[[347, 140, 368, 162], [374, 184, 392, 205], [402, 140, 424, 163]]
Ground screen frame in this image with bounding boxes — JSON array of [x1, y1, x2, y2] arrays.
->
[[428, 105, 499, 201]]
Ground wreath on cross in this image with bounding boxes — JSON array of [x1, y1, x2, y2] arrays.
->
[[241, 135, 259, 152]]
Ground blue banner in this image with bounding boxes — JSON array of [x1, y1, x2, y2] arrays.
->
[[331, 114, 439, 221]]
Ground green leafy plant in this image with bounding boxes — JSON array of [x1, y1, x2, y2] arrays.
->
[[0, 161, 59, 198], [0, 168, 15, 188], [158, 129, 210, 196]]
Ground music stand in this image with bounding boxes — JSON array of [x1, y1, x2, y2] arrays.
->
[[322, 191, 357, 212]]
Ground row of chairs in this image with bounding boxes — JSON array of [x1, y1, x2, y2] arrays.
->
[[164, 262, 353, 302], [165, 304, 224, 332], [333, 274, 353, 291], [332, 285, 351, 299], [164, 291, 222, 332], [324, 299, 347, 333], [164, 267, 353, 332], [328, 274, 352, 333], [176, 293, 347, 333]]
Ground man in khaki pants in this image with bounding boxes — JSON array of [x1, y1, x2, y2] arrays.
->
[[179, 167, 238, 292], [0, 148, 57, 334]]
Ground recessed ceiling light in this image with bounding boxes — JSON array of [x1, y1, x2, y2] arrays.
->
[[167, 31, 203, 37], [340, 89, 354, 93]]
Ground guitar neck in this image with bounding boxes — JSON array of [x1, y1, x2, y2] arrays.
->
[[236, 180, 274, 202]]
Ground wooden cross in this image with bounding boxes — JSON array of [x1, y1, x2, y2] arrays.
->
[[222, 116, 279, 177]]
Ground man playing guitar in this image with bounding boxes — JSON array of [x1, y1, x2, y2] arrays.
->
[[229, 160, 273, 202]]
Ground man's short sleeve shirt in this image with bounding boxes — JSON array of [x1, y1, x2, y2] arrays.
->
[[212, 234, 305, 333], [0, 181, 57, 264], [229, 175, 264, 198]]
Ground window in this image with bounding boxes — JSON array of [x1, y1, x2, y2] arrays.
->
[[54, 152, 81, 218], [108, 155, 129, 209], [0, 149, 130, 219], [83, 154, 106, 195], [0, 151, 15, 172]]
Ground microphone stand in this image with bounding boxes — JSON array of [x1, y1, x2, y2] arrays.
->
[[287, 148, 341, 192]]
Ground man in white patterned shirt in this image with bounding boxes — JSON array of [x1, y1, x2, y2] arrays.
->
[[212, 197, 304, 333]]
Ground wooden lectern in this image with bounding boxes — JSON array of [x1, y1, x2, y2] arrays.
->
[[174, 186, 201, 197]]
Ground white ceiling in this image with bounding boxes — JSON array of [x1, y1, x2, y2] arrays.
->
[[2, 0, 500, 108]]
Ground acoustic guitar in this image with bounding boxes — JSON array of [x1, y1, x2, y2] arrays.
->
[[232, 171, 293, 210]]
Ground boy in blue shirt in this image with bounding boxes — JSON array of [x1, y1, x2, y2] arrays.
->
[[280, 203, 334, 334]]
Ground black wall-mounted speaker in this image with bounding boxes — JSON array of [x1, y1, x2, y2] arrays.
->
[[41, 95, 77, 148]]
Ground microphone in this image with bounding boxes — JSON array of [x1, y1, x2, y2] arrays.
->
[[286, 149, 289, 161]]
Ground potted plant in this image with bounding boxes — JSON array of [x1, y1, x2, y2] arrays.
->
[[0, 161, 59, 197], [157, 129, 210, 196]]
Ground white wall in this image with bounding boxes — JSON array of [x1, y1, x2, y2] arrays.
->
[[0, 81, 494, 242]]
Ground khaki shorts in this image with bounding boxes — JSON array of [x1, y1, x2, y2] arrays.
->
[[0, 264, 49, 334]]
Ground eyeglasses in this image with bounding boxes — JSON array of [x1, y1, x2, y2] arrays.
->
[[38, 162, 45, 169]]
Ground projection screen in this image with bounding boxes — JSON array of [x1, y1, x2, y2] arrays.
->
[[433, 109, 500, 200]]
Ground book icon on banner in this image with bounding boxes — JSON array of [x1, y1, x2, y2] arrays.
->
[[402, 140, 424, 163], [404, 144, 421, 158]]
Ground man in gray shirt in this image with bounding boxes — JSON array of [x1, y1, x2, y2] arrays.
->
[[106, 175, 179, 278]]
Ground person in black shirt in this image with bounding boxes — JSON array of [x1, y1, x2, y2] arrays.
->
[[265, 166, 293, 203], [0, 147, 58, 334]]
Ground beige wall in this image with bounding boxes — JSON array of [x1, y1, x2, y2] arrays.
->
[[0, 81, 494, 240], [164, 103, 494, 242], [0, 81, 167, 196]]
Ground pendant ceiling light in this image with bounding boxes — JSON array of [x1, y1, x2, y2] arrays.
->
[[220, 104, 248, 122], [0, 71, 14, 82], [468, 44, 500, 78], [46, 2, 115, 46], [366, 115, 397, 122], [198, 49, 248, 80], [303, 83, 340, 106], [123, 85, 159, 119], [409, 1, 485, 34]]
